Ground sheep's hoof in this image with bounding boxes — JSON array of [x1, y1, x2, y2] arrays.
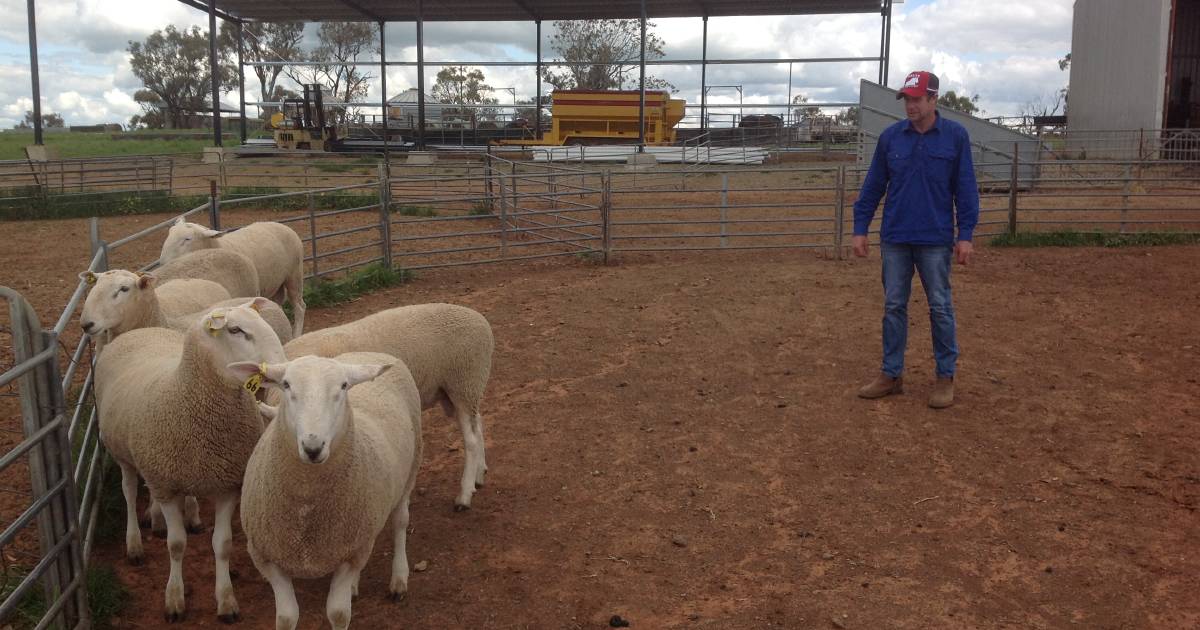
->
[[153, 528, 168, 539], [230, 568, 241, 580], [138, 516, 152, 529], [474, 482, 483, 490], [388, 590, 408, 604], [453, 503, 470, 513], [127, 553, 144, 566], [164, 610, 186, 623], [186, 522, 206, 535], [218, 611, 241, 624]]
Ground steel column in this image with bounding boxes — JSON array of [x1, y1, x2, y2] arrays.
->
[[209, 0, 221, 146], [700, 15, 708, 130], [237, 21, 247, 144], [27, 0, 42, 145], [638, 0, 647, 150], [416, 0, 426, 149]]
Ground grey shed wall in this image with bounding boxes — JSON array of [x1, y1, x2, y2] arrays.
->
[[857, 80, 1039, 185], [1067, 0, 1172, 132]]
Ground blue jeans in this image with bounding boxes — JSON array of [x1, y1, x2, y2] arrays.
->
[[880, 242, 958, 378]]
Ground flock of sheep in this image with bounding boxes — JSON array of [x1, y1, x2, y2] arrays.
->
[[80, 217, 495, 629]]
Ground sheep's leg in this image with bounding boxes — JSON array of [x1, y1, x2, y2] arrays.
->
[[185, 496, 204, 534], [144, 498, 163, 534], [284, 265, 306, 337], [454, 406, 482, 511], [388, 493, 412, 601], [326, 561, 361, 630], [472, 411, 488, 488], [261, 562, 298, 630], [118, 461, 144, 565], [159, 496, 188, 622], [212, 493, 240, 623]]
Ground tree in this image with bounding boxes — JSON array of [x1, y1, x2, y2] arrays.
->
[[542, 20, 675, 92], [791, 94, 821, 123], [837, 106, 859, 126], [221, 21, 304, 119], [15, 110, 64, 129], [938, 90, 980, 115], [431, 65, 499, 124], [1058, 53, 1071, 72], [286, 22, 377, 125], [1018, 90, 1066, 119], [128, 25, 236, 128]]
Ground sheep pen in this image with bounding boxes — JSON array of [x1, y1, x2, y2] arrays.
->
[[1, 181, 1199, 628]]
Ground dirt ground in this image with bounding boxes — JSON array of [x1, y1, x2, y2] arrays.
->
[[3, 221, 1200, 628], [1, 193, 1199, 628]]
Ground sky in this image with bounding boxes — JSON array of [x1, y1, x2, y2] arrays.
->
[[0, 0, 1075, 129]]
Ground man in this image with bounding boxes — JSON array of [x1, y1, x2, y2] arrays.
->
[[852, 70, 979, 408]]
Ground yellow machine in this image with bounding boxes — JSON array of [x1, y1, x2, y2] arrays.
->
[[498, 89, 686, 146], [270, 84, 338, 151]]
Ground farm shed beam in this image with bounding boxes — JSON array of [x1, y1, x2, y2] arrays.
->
[[536, 19, 543, 140], [883, 0, 893, 86], [509, 0, 542, 20], [638, 0, 647, 149], [416, 0, 426, 149], [176, 0, 241, 23], [237, 21, 247, 143], [701, 15, 708, 130], [379, 20, 388, 160], [334, 0, 384, 22], [26, 0, 42, 146], [209, 0, 222, 147]]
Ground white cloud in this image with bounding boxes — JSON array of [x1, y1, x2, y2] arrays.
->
[[0, 0, 1076, 129]]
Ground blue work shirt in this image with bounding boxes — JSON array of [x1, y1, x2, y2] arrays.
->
[[853, 113, 980, 245]]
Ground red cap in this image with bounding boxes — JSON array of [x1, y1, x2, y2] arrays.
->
[[897, 71, 939, 100]]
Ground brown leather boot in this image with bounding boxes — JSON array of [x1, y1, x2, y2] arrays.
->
[[858, 373, 903, 399], [928, 377, 955, 408]]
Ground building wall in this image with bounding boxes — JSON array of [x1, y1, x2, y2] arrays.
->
[[1067, 0, 1172, 132]]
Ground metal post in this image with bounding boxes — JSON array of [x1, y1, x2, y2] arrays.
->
[[601, 171, 612, 263], [89, 217, 101, 259], [883, 0, 893, 86], [416, 0, 426, 150], [485, 145, 494, 211], [208, 0, 222, 147], [834, 165, 846, 259], [378, 163, 392, 268], [786, 62, 793, 128], [700, 16, 708, 130], [536, 20, 543, 141], [27, 0, 43, 145], [209, 180, 221, 230], [379, 21, 389, 162], [499, 175, 510, 259], [1007, 142, 1019, 236], [308, 192, 319, 280], [720, 173, 729, 248], [237, 21, 246, 144], [637, 0, 647, 151]]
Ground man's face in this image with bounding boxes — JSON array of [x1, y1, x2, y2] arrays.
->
[[903, 94, 937, 125]]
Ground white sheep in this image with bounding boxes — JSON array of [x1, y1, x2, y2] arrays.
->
[[80, 269, 292, 347], [283, 303, 493, 510], [152, 248, 260, 299], [160, 218, 307, 336], [227, 352, 422, 630], [79, 270, 229, 349], [94, 302, 287, 622]]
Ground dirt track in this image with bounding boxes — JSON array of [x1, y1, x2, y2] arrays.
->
[[2, 208, 1199, 628]]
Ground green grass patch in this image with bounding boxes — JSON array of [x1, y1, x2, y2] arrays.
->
[[1, 562, 128, 630], [0, 189, 208, 221], [303, 262, 413, 309], [468, 201, 493, 216], [394, 205, 437, 217], [0, 129, 224, 160], [990, 231, 1200, 248]]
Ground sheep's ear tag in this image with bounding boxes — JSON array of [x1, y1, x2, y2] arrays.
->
[[248, 301, 261, 313], [84, 273, 96, 285], [206, 310, 227, 337], [243, 363, 267, 395]]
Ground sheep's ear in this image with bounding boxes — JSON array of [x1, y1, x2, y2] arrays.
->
[[344, 362, 392, 387], [227, 361, 284, 395], [199, 226, 223, 238], [204, 309, 228, 337], [136, 272, 156, 290], [174, 216, 186, 226], [244, 297, 272, 313], [78, 271, 97, 285], [256, 402, 278, 421]]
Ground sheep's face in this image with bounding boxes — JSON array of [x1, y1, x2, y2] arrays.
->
[[79, 270, 154, 338], [159, 218, 221, 264], [226, 356, 391, 465], [198, 299, 288, 383]]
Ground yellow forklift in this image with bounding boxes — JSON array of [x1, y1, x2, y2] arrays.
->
[[269, 84, 339, 151]]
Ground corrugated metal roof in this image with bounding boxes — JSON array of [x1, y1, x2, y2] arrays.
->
[[198, 0, 885, 22]]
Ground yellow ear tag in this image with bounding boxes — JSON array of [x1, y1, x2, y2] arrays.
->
[[243, 362, 268, 395], [85, 274, 96, 285], [248, 301, 261, 313], [206, 310, 226, 337]]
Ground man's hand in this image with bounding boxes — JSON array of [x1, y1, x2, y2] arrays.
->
[[955, 240, 974, 265], [852, 235, 869, 258]]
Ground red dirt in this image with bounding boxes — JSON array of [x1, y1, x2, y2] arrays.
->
[[2, 207, 1199, 628]]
